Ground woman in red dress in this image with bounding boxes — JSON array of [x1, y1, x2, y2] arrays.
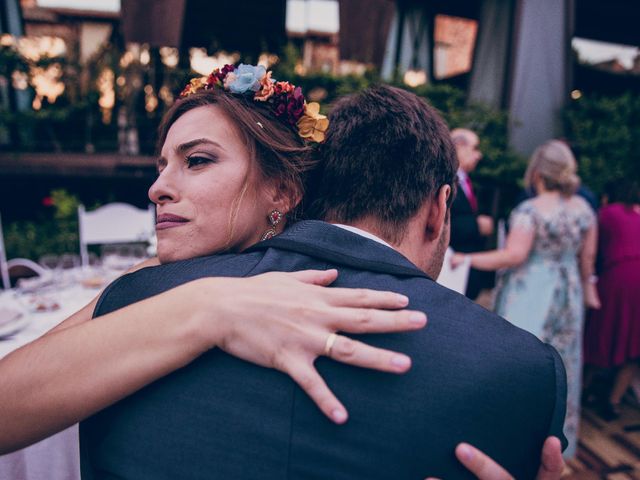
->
[[584, 181, 640, 418]]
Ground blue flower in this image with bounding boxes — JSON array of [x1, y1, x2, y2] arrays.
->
[[228, 64, 266, 94]]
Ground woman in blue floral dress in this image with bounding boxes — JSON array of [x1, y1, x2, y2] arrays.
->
[[452, 140, 601, 459]]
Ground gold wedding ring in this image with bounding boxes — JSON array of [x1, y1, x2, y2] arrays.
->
[[323, 332, 338, 357]]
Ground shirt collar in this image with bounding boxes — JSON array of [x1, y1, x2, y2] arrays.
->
[[331, 224, 393, 248]]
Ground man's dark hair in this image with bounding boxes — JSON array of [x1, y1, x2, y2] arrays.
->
[[306, 85, 457, 242]]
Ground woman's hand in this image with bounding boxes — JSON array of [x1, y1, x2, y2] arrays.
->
[[583, 281, 601, 310], [190, 269, 426, 424], [451, 253, 468, 269], [425, 436, 564, 480]]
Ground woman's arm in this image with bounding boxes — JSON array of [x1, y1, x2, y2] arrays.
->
[[579, 223, 601, 309], [0, 269, 424, 454], [452, 226, 535, 272]]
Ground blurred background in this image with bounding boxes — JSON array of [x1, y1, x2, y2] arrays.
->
[[0, 0, 638, 261]]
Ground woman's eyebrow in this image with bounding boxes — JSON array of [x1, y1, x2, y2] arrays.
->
[[175, 138, 223, 155]]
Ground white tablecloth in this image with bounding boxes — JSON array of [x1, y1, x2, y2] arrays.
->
[[0, 280, 103, 480]]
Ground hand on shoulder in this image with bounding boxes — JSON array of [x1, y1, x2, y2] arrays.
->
[[182, 269, 427, 423], [425, 436, 564, 480]]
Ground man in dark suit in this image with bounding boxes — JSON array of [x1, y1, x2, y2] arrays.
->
[[80, 86, 566, 479], [450, 128, 495, 300]]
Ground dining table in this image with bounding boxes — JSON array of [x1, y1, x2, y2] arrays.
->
[[0, 267, 122, 480]]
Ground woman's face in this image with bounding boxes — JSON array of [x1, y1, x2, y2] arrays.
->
[[149, 105, 275, 263]]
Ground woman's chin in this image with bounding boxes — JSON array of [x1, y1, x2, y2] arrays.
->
[[157, 248, 188, 264]]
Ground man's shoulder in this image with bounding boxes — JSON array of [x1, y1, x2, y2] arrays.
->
[[95, 251, 268, 316], [345, 271, 552, 364]]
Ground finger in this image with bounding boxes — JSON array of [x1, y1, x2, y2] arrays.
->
[[536, 437, 564, 480], [326, 335, 412, 374], [455, 443, 514, 480], [331, 307, 427, 333], [288, 363, 348, 424], [324, 287, 410, 309], [287, 269, 339, 286]]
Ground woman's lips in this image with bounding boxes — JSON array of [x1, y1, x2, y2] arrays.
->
[[156, 213, 188, 230]]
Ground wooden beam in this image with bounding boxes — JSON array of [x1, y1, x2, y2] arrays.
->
[[0, 152, 156, 178]]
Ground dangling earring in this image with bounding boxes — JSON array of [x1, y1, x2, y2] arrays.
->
[[261, 209, 283, 241]]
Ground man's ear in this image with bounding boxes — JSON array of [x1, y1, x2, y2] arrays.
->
[[425, 184, 451, 240]]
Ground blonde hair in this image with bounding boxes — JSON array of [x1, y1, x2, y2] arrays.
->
[[524, 140, 580, 196]]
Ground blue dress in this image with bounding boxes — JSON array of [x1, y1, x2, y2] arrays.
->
[[494, 197, 595, 459]]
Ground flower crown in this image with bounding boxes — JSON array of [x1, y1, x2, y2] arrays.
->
[[180, 63, 329, 143]]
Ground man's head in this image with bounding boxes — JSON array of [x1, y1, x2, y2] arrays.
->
[[451, 128, 482, 174], [307, 85, 457, 277]]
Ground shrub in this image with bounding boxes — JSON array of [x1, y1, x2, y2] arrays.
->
[[4, 189, 80, 260], [564, 92, 640, 195]]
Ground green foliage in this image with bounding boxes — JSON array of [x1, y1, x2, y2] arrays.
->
[[0, 44, 28, 77], [564, 92, 640, 194], [50, 189, 80, 219], [4, 189, 80, 260], [407, 83, 526, 186]]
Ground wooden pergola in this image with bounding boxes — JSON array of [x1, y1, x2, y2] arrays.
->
[[337, 0, 640, 156], [121, 0, 287, 58]]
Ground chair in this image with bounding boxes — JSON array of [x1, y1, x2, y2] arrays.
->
[[7, 258, 51, 286], [78, 203, 156, 267], [436, 247, 471, 294], [0, 213, 51, 288]]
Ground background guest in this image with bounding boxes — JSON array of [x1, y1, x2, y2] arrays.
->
[[515, 141, 599, 213], [452, 140, 601, 459], [449, 128, 494, 300], [583, 180, 640, 420]]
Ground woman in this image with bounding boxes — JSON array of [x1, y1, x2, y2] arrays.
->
[[584, 180, 640, 419], [0, 65, 426, 454], [452, 140, 600, 459]]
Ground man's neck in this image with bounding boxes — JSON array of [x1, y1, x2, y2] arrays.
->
[[341, 218, 431, 274], [331, 224, 392, 248]]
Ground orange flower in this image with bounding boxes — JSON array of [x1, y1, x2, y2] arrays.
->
[[296, 102, 329, 143], [180, 77, 208, 97], [255, 71, 275, 101]]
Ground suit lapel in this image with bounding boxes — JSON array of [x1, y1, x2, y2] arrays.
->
[[247, 221, 431, 280]]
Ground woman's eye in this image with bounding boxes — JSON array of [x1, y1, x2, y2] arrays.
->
[[186, 156, 214, 168]]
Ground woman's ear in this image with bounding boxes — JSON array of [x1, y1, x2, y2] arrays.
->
[[264, 179, 302, 216]]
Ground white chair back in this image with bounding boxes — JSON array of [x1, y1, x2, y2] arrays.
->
[[436, 247, 471, 294], [0, 213, 10, 289], [78, 203, 156, 266], [7, 258, 50, 277]]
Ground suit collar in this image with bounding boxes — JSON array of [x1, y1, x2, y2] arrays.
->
[[247, 220, 431, 280]]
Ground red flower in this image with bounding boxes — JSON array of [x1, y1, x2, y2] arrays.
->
[[42, 197, 54, 207], [274, 81, 294, 95], [210, 64, 235, 85], [286, 87, 306, 125], [271, 87, 305, 126]]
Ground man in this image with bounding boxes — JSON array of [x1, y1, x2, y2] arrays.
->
[[81, 86, 566, 479], [450, 128, 494, 299]]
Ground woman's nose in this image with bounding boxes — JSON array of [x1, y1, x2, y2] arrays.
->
[[148, 170, 179, 205]]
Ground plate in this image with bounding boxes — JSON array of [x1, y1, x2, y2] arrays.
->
[[0, 308, 29, 338]]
